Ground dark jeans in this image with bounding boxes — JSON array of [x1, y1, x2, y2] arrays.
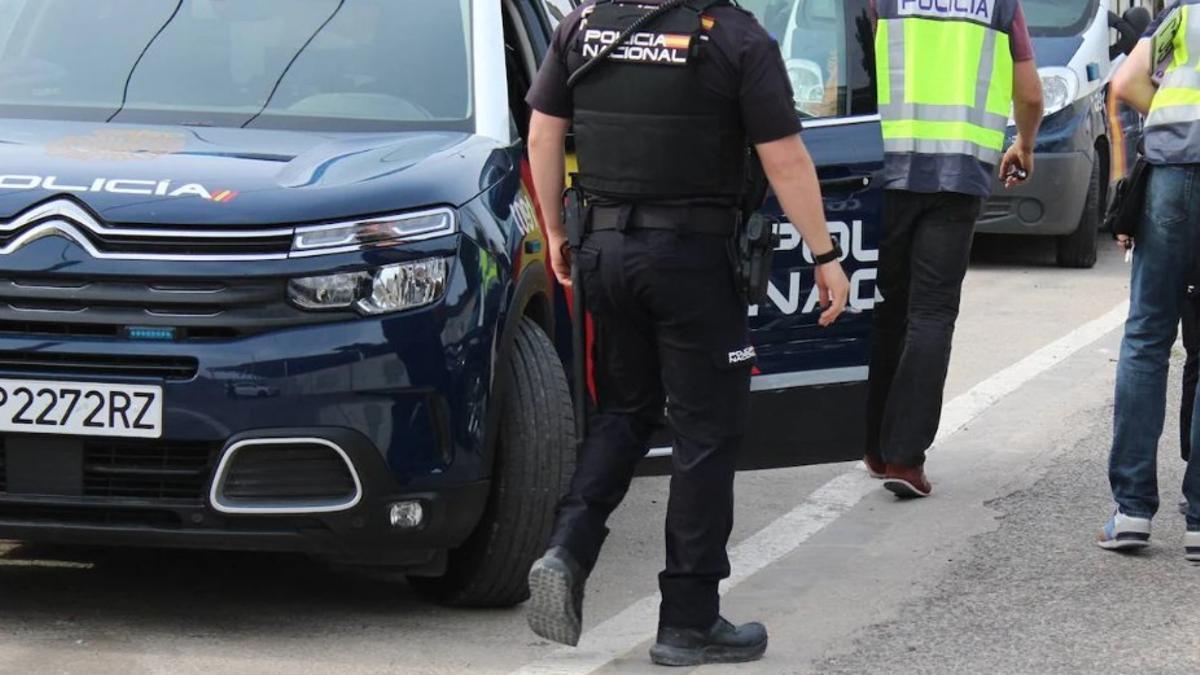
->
[[547, 228, 753, 630], [1110, 164, 1200, 528], [1182, 294, 1199, 463], [866, 190, 981, 468]]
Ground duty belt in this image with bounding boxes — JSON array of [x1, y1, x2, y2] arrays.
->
[[586, 203, 738, 236]]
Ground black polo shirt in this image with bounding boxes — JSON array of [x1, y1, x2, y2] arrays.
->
[[526, 0, 803, 145]]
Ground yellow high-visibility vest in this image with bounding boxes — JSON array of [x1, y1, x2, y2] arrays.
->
[[875, 0, 1018, 195], [1146, 1, 1200, 165]]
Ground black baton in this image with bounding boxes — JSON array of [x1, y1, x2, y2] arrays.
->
[[564, 187, 588, 449], [571, 259, 588, 450]]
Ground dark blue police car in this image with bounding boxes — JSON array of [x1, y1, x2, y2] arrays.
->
[[0, 0, 882, 606]]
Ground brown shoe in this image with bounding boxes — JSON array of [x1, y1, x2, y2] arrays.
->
[[863, 454, 887, 479], [883, 465, 932, 498]]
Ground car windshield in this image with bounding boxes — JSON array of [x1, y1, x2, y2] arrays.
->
[[740, 0, 852, 119], [0, 0, 474, 132], [1022, 0, 1099, 37]]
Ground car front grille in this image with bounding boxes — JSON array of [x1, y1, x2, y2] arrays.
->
[[0, 351, 198, 380], [0, 438, 218, 504], [219, 442, 358, 504], [0, 503, 183, 528], [0, 275, 354, 340], [980, 197, 1014, 222], [82, 440, 217, 503]]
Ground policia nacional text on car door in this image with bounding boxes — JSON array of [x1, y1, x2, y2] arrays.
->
[[730, 0, 884, 469]]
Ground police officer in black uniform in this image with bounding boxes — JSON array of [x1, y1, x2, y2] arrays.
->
[[523, 0, 850, 666]]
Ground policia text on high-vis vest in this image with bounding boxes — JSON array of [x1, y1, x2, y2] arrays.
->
[[875, 0, 1018, 195], [1146, 0, 1200, 165]]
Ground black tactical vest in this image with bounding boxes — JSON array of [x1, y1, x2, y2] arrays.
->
[[569, 0, 748, 205]]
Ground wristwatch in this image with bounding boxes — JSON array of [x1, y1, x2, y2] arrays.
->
[[813, 241, 843, 266]]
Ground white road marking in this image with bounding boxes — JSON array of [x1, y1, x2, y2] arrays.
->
[[512, 301, 1130, 675], [0, 559, 94, 570]]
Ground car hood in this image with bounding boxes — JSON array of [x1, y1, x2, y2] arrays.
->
[[0, 120, 512, 225]]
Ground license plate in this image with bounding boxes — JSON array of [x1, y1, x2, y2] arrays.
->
[[0, 378, 162, 439]]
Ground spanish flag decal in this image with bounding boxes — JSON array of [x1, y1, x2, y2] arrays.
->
[[701, 15, 716, 31]]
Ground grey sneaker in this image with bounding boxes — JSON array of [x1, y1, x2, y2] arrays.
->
[[527, 547, 586, 647], [1187, 531, 1200, 564], [1096, 511, 1151, 551]]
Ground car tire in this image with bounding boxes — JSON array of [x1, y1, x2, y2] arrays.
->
[[410, 317, 575, 607], [1056, 155, 1101, 269]]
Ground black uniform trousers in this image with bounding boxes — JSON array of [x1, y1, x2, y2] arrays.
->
[[548, 227, 753, 630], [866, 190, 982, 468]]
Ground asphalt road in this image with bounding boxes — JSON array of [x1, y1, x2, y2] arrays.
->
[[1, 236, 1193, 675]]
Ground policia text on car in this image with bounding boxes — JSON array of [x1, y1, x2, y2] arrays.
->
[[520, 0, 850, 667]]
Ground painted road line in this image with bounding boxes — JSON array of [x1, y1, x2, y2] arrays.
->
[[512, 300, 1130, 675]]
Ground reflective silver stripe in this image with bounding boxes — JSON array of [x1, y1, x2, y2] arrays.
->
[[975, 28, 997, 110], [1162, 67, 1200, 91], [800, 114, 881, 129], [750, 366, 869, 392], [884, 137, 1002, 164], [888, 19, 906, 105], [879, 103, 1007, 131], [1147, 103, 1200, 127]]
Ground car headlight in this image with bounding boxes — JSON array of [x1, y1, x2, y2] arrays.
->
[[288, 257, 450, 315], [1039, 67, 1078, 118], [292, 208, 456, 255]]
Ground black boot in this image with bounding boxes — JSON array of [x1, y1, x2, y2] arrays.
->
[[649, 617, 768, 667], [527, 547, 587, 646]]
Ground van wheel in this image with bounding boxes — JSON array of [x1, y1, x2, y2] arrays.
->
[[1055, 156, 1101, 269], [410, 317, 575, 607]]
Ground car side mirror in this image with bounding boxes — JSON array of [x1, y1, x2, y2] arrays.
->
[[1124, 7, 1152, 37], [1109, 8, 1150, 60]]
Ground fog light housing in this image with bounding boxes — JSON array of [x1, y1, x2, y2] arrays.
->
[[389, 500, 425, 529], [288, 257, 449, 315]]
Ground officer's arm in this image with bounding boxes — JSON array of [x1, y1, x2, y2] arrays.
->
[[1011, 60, 1044, 148], [1113, 39, 1156, 116], [755, 135, 835, 256], [529, 111, 572, 246]]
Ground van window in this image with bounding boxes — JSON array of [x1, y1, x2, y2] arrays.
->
[[1023, 0, 1100, 37], [741, 0, 876, 119], [541, 0, 575, 24], [0, 0, 474, 132]]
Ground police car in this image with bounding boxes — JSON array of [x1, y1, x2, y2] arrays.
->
[[0, 0, 881, 606]]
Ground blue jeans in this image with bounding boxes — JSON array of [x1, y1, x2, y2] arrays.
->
[[1111, 164, 1200, 529]]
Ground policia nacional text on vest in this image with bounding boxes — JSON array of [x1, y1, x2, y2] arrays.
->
[[562, 0, 785, 306], [874, 0, 1019, 196], [1145, 0, 1200, 165]]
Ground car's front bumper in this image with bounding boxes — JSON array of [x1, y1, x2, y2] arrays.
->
[[975, 150, 1094, 236], [0, 235, 502, 567]]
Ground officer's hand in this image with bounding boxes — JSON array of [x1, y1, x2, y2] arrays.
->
[[814, 260, 850, 327], [1000, 142, 1035, 189], [550, 236, 573, 287]]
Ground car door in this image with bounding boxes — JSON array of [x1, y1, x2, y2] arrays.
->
[[737, 0, 884, 469]]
